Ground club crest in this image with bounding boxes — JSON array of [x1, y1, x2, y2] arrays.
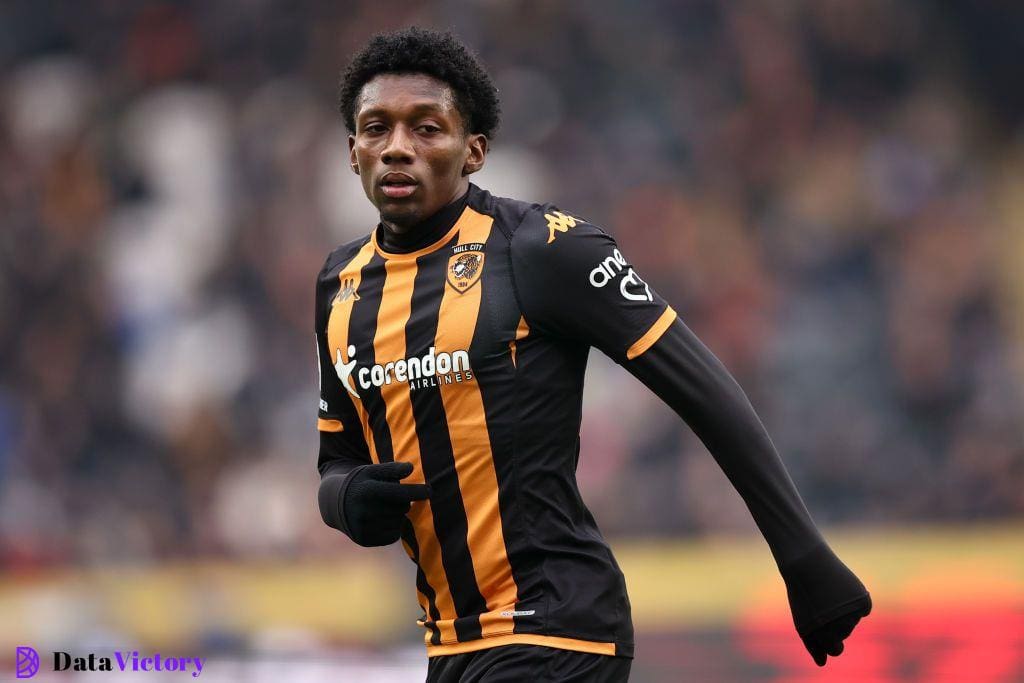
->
[[447, 243, 485, 293]]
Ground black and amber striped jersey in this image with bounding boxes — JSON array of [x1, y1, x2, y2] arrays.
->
[[315, 183, 840, 659], [315, 183, 677, 658]]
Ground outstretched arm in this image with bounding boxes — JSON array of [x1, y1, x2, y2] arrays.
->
[[622, 319, 871, 665], [623, 319, 823, 563], [509, 204, 870, 666]]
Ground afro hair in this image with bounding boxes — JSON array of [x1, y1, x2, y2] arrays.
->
[[339, 27, 500, 138]]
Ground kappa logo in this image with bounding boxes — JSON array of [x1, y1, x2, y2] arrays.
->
[[447, 242, 485, 293], [544, 210, 578, 243], [333, 278, 360, 305]]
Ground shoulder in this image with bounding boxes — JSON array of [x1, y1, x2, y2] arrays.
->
[[315, 234, 372, 328], [465, 184, 547, 242], [466, 184, 605, 251], [505, 199, 621, 311], [515, 202, 601, 244], [507, 199, 615, 273], [319, 234, 373, 280]]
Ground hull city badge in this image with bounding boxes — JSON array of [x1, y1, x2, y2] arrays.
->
[[447, 243, 485, 293]]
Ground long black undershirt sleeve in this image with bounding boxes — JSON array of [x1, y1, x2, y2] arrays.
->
[[314, 249, 374, 539], [622, 317, 825, 566], [317, 431, 372, 537], [508, 202, 869, 639]]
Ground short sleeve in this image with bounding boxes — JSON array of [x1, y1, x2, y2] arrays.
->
[[510, 205, 677, 362], [316, 331, 351, 431], [314, 255, 365, 438]]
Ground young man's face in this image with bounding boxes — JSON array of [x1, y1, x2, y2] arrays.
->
[[349, 73, 487, 233]]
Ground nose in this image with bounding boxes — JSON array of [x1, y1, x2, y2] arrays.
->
[[381, 124, 414, 164]]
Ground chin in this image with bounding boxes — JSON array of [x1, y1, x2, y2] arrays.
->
[[380, 203, 422, 230]]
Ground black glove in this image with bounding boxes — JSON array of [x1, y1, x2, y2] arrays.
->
[[780, 543, 872, 667], [332, 461, 430, 547]]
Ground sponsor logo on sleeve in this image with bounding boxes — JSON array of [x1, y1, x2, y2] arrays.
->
[[317, 335, 329, 412], [588, 248, 653, 302]]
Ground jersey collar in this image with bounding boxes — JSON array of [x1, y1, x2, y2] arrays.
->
[[372, 186, 472, 259]]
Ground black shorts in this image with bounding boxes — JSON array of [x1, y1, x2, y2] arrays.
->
[[426, 645, 632, 683]]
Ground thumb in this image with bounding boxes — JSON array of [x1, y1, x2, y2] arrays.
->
[[368, 460, 415, 482]]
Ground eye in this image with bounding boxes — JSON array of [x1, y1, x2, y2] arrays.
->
[[362, 123, 386, 134], [417, 124, 441, 134]]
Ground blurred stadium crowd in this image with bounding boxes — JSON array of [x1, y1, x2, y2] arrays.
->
[[1, 0, 1023, 569]]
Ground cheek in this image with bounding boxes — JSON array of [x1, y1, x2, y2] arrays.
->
[[353, 143, 373, 166], [353, 146, 375, 179], [426, 145, 467, 178]]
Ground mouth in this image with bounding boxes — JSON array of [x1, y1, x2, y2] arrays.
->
[[379, 173, 419, 199]]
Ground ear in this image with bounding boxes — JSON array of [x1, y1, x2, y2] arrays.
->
[[348, 135, 359, 175], [462, 133, 488, 176]]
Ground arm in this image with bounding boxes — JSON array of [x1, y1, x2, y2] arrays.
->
[[622, 319, 871, 663], [318, 427, 428, 545], [623, 319, 824, 564], [510, 205, 870, 665], [314, 327, 374, 536], [314, 257, 428, 546]]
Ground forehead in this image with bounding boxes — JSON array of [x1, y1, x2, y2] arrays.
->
[[355, 73, 458, 119]]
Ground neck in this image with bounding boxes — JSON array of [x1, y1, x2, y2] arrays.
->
[[377, 186, 471, 254]]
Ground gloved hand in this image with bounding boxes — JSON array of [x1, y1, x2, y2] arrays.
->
[[800, 603, 871, 666], [341, 461, 430, 547], [780, 543, 872, 666]]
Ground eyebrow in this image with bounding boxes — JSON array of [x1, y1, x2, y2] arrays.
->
[[357, 102, 447, 120]]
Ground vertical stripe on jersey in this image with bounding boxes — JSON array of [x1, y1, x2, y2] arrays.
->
[[402, 527, 442, 645], [375, 256, 457, 643], [509, 315, 529, 367], [374, 258, 424, 479], [325, 240, 379, 461], [406, 224, 488, 642], [346, 252, 393, 464], [435, 208, 519, 637]]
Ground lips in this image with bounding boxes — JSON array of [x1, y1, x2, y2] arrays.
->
[[380, 172, 418, 198]]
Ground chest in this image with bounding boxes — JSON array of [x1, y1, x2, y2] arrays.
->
[[325, 239, 520, 392]]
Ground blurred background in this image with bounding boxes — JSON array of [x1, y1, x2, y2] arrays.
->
[[2, 0, 1023, 681]]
